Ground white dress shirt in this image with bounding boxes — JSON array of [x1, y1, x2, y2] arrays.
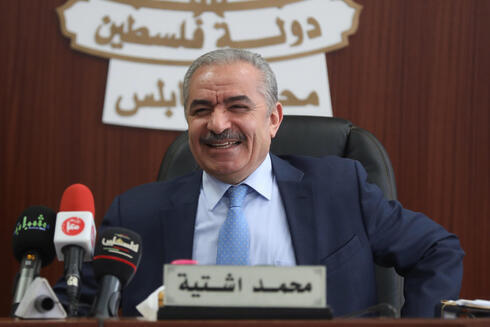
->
[[192, 154, 296, 266]]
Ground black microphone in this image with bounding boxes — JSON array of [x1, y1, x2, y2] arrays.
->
[[11, 206, 56, 316], [90, 227, 142, 318]]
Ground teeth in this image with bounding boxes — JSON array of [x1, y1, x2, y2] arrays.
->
[[210, 141, 238, 148]]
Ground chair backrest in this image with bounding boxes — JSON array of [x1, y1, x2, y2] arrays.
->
[[157, 116, 404, 315]]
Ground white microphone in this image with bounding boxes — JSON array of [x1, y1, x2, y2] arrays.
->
[[53, 184, 96, 316]]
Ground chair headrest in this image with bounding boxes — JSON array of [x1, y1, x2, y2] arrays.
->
[[271, 116, 352, 157]]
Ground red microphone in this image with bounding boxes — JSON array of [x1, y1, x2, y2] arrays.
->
[[54, 184, 96, 316], [59, 184, 95, 216]]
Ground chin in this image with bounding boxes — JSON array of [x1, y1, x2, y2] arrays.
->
[[207, 164, 247, 183], [210, 165, 242, 178]]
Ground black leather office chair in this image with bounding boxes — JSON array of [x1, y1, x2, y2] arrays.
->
[[157, 116, 404, 316]]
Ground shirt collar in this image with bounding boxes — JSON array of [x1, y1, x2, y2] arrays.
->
[[202, 154, 273, 210]]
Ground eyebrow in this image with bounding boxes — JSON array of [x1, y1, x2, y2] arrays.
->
[[224, 95, 254, 106], [189, 95, 254, 110], [189, 99, 214, 109]]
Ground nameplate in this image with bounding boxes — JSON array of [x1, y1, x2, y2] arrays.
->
[[163, 265, 326, 308]]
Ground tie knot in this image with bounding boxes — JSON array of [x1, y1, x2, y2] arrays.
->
[[227, 184, 248, 208]]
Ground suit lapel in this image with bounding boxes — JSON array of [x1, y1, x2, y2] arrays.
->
[[271, 155, 317, 265], [161, 172, 202, 263]]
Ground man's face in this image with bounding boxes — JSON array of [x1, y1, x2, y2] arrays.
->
[[186, 61, 283, 184]]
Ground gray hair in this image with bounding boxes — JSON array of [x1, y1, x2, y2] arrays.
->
[[183, 48, 278, 114]]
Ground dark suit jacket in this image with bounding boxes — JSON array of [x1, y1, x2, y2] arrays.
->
[[56, 154, 464, 317]]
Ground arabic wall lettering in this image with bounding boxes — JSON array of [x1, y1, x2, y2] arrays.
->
[[58, 0, 361, 131], [95, 16, 205, 49], [93, 13, 324, 54], [58, 0, 361, 64], [115, 78, 319, 117]]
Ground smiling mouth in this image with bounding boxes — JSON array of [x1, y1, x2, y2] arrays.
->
[[206, 140, 242, 149], [200, 130, 246, 149]]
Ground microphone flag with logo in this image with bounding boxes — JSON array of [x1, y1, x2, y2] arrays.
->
[[91, 227, 142, 318], [11, 206, 56, 316], [54, 183, 96, 316]]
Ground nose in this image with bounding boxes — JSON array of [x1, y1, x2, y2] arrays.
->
[[207, 107, 231, 134]]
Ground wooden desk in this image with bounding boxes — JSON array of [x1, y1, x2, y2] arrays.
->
[[0, 318, 95, 327], [2, 318, 490, 327], [109, 319, 490, 327]]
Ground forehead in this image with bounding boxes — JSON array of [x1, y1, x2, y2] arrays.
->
[[189, 62, 264, 98]]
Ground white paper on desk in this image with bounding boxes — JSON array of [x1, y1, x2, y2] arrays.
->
[[136, 285, 164, 321], [446, 299, 490, 309]]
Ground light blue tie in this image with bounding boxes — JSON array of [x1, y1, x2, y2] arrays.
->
[[216, 184, 250, 265]]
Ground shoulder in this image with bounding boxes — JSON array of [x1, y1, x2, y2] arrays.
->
[[274, 154, 360, 177], [271, 154, 367, 193], [117, 171, 202, 205], [102, 170, 202, 226]]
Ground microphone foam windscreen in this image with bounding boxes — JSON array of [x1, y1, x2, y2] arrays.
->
[[59, 183, 95, 216], [12, 206, 57, 266], [92, 227, 142, 287]]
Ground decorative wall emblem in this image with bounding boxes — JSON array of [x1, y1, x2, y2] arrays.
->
[[58, 0, 361, 130]]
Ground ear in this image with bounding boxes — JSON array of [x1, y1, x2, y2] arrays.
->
[[269, 102, 283, 138], [184, 106, 190, 123]]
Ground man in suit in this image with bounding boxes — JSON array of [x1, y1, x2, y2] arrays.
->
[[58, 48, 464, 317]]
